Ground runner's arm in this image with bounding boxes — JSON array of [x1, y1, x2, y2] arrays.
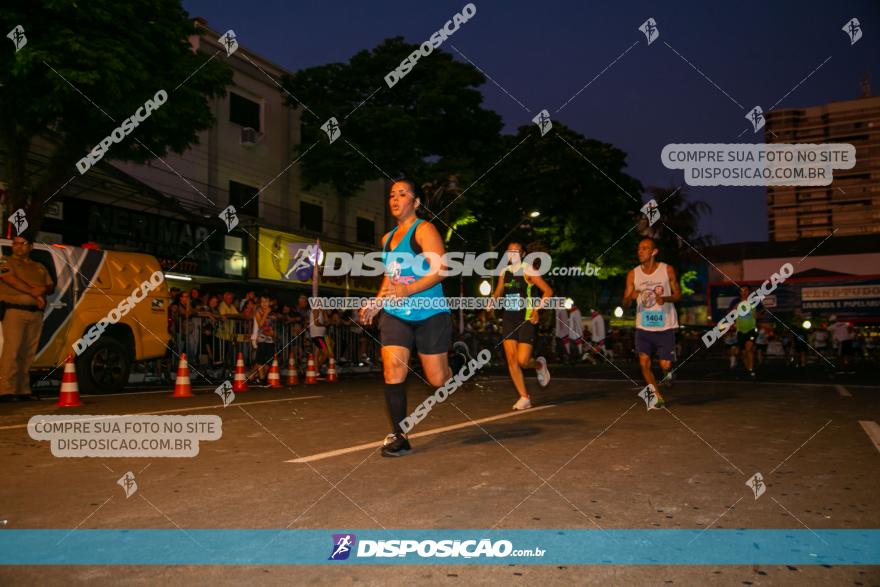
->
[[622, 269, 636, 305], [657, 265, 682, 305], [524, 272, 553, 324], [488, 271, 507, 311], [360, 233, 392, 323], [525, 271, 554, 311]]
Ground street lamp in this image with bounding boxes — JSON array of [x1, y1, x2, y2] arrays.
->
[[613, 306, 624, 318], [802, 320, 812, 330], [529, 210, 540, 218], [479, 280, 492, 296]]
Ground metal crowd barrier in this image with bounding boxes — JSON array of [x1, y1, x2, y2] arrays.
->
[[160, 313, 383, 382]]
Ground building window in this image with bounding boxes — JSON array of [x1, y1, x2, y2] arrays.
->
[[300, 201, 323, 233], [229, 180, 259, 217], [229, 93, 261, 131], [356, 217, 375, 244]]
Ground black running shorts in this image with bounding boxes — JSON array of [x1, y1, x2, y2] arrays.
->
[[501, 312, 537, 345], [379, 311, 451, 355], [737, 330, 757, 348]]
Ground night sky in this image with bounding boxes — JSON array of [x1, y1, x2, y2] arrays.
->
[[182, 0, 879, 244]]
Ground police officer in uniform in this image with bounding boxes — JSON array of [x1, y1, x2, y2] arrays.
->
[[0, 231, 54, 402]]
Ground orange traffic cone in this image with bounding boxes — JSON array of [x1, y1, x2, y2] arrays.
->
[[326, 357, 338, 383], [285, 353, 299, 386], [268, 355, 282, 388], [171, 353, 193, 398], [304, 353, 317, 385], [233, 352, 249, 392], [56, 353, 82, 407]]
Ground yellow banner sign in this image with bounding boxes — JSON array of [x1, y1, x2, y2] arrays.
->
[[256, 227, 379, 295]]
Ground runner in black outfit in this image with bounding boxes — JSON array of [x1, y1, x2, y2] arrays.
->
[[490, 242, 553, 410]]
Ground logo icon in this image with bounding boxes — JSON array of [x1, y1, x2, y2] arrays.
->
[[746, 472, 766, 500], [7, 25, 26, 52], [117, 471, 138, 498], [329, 533, 356, 560], [219, 205, 239, 231], [321, 117, 341, 144], [532, 109, 552, 137], [219, 30, 239, 56], [8, 209, 28, 236], [214, 380, 235, 407], [638, 384, 659, 410], [842, 18, 862, 45], [639, 18, 659, 45], [285, 243, 321, 281], [640, 198, 660, 227], [746, 105, 765, 133]]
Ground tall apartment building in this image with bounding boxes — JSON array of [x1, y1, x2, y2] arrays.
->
[[765, 94, 880, 241]]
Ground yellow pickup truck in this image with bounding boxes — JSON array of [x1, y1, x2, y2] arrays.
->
[[0, 240, 170, 393]]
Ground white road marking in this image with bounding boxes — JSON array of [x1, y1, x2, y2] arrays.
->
[[834, 385, 852, 397], [0, 395, 323, 431], [286, 404, 556, 463], [81, 386, 221, 397], [858, 421, 880, 454], [31, 385, 233, 398]]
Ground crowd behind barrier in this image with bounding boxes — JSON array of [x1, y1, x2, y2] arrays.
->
[[159, 291, 383, 383], [139, 288, 880, 384]]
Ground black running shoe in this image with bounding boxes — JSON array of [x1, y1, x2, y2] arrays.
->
[[381, 433, 412, 457]]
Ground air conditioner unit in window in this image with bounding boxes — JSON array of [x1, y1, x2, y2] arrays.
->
[[240, 127, 261, 146]]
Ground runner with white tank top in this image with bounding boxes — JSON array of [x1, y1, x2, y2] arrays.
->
[[623, 238, 681, 408], [633, 264, 679, 331]]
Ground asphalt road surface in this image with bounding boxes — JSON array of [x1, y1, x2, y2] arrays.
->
[[1, 368, 878, 585]]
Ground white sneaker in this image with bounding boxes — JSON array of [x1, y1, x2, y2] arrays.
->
[[512, 397, 532, 410], [535, 356, 550, 387]]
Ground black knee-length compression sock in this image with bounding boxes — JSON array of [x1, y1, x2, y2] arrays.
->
[[384, 382, 407, 435]]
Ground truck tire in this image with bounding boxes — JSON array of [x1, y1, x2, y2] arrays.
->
[[75, 337, 132, 394]]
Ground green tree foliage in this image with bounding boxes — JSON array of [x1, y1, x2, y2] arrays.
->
[[280, 37, 503, 204], [642, 184, 714, 269], [0, 1, 232, 227], [470, 122, 642, 267]]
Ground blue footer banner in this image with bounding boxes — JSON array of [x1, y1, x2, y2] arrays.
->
[[0, 530, 878, 565]]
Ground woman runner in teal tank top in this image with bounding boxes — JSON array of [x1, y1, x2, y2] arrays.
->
[[359, 179, 452, 457]]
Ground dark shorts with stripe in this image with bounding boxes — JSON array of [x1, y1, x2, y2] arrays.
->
[[501, 312, 537, 345], [635, 329, 676, 361], [737, 329, 758, 348], [379, 311, 451, 355]]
